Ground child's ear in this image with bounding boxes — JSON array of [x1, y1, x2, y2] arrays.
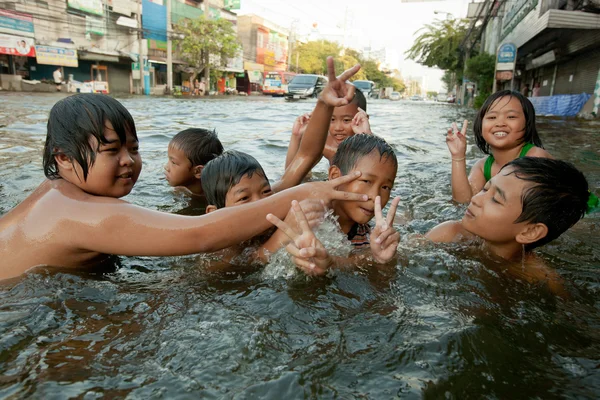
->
[[192, 165, 203, 180], [205, 204, 217, 213], [328, 165, 341, 181], [516, 223, 548, 246], [54, 152, 74, 171]]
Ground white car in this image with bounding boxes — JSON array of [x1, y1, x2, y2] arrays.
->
[[389, 92, 401, 100]]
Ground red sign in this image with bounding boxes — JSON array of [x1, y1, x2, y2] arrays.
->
[[0, 34, 35, 57]]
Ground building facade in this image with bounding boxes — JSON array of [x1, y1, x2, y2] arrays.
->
[[1, 0, 140, 93], [481, 0, 600, 97]]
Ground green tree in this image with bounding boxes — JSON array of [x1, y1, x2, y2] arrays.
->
[[291, 40, 341, 74], [406, 18, 469, 92], [174, 17, 240, 89], [466, 53, 495, 108]]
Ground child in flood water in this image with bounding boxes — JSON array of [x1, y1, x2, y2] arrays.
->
[[0, 93, 369, 282], [285, 83, 372, 167], [426, 157, 597, 288], [446, 90, 552, 203], [266, 134, 402, 275], [164, 128, 223, 197]]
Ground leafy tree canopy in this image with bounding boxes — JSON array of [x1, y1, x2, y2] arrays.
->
[[405, 18, 470, 72], [174, 17, 240, 71]]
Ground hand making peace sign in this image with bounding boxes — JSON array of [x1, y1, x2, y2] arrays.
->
[[370, 196, 401, 264]]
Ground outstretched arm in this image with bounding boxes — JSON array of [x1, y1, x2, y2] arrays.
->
[[273, 56, 361, 193], [64, 173, 369, 257]]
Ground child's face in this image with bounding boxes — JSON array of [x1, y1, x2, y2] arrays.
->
[[164, 145, 197, 188], [329, 150, 396, 226], [482, 96, 526, 150], [329, 103, 359, 145], [224, 172, 272, 207], [75, 122, 141, 198], [462, 166, 530, 243]]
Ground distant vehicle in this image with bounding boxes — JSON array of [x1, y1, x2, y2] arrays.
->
[[285, 74, 328, 100], [351, 80, 376, 97], [410, 95, 423, 101], [446, 94, 456, 103], [263, 71, 296, 96], [389, 92, 401, 100], [437, 93, 447, 102]]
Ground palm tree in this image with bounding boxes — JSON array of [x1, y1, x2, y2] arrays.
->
[[406, 18, 469, 72]]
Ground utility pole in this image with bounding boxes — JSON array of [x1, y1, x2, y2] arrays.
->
[[137, 0, 144, 94], [287, 19, 298, 72], [166, 0, 173, 94]]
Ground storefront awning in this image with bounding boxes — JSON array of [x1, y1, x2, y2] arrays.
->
[[79, 49, 122, 62], [148, 57, 187, 65], [219, 67, 244, 73]]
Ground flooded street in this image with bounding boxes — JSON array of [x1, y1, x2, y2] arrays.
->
[[1, 92, 599, 398]]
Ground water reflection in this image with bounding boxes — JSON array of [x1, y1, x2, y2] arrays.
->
[[0, 92, 599, 398]]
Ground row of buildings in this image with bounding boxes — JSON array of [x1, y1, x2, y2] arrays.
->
[[463, 0, 600, 111], [0, 0, 294, 94]]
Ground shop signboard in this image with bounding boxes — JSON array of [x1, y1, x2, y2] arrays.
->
[[0, 9, 34, 37], [131, 58, 149, 79], [0, 34, 35, 57], [68, 0, 104, 16], [35, 46, 78, 67], [496, 43, 517, 71]]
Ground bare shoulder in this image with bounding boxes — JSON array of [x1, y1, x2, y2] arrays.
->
[[526, 146, 553, 159], [472, 157, 487, 171], [426, 220, 471, 243]]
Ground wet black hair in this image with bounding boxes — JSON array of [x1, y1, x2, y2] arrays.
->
[[473, 90, 543, 155], [43, 94, 137, 181], [169, 128, 223, 167], [331, 134, 397, 175], [502, 157, 589, 251], [201, 150, 269, 209], [350, 87, 367, 112]]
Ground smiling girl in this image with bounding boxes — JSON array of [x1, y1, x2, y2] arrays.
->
[[446, 90, 552, 204]]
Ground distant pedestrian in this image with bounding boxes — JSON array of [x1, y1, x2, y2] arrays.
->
[[199, 78, 206, 96], [521, 83, 530, 97], [53, 67, 62, 91], [532, 82, 541, 97]]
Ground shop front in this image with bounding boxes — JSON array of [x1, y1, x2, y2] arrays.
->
[[242, 61, 264, 94]]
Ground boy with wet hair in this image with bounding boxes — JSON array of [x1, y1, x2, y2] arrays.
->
[[202, 150, 270, 211], [164, 128, 223, 196], [285, 84, 371, 167], [267, 134, 402, 274], [426, 157, 593, 258]]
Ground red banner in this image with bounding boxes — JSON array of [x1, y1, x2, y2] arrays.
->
[[0, 35, 35, 57]]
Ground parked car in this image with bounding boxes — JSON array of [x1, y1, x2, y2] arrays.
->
[[285, 74, 328, 100], [446, 94, 456, 103], [351, 80, 376, 98], [389, 92, 401, 101], [410, 95, 423, 101]]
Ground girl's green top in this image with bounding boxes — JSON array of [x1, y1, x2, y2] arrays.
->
[[483, 142, 535, 182]]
